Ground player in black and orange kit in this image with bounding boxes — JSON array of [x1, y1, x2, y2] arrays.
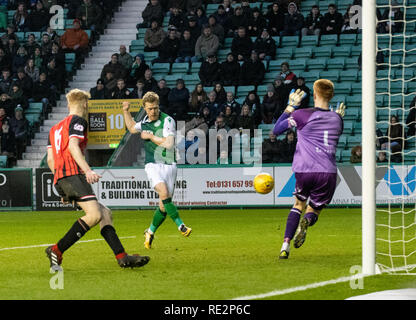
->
[[45, 89, 150, 269]]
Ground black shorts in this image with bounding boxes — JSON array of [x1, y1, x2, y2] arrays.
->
[[55, 174, 97, 203]]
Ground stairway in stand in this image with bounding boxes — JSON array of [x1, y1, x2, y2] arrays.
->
[[18, 0, 146, 168]]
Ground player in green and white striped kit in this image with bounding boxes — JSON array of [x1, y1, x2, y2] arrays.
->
[[123, 92, 192, 249]]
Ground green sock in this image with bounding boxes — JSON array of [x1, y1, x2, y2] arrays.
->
[[162, 198, 183, 228], [149, 207, 167, 233]]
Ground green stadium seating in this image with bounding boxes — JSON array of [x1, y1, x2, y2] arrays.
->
[[289, 59, 306, 72], [338, 135, 348, 149], [345, 57, 359, 70], [344, 107, 360, 122], [351, 45, 362, 57], [257, 85, 269, 97], [334, 82, 351, 95], [224, 86, 236, 95], [343, 121, 354, 135], [331, 95, 346, 105], [171, 63, 189, 74], [0, 155, 7, 168], [333, 46, 351, 58], [182, 74, 200, 86], [276, 47, 293, 60], [143, 51, 158, 62], [313, 46, 332, 58], [351, 82, 362, 94], [347, 135, 362, 148], [280, 36, 299, 47], [300, 35, 319, 47], [345, 95, 362, 107], [307, 58, 327, 70], [327, 58, 346, 70], [236, 85, 255, 98], [320, 70, 340, 82], [293, 47, 313, 59], [319, 34, 338, 47], [339, 34, 357, 46], [341, 149, 352, 162], [152, 63, 171, 75], [299, 70, 320, 82], [340, 69, 358, 82], [190, 62, 202, 74]]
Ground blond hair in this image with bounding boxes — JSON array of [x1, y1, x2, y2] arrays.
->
[[142, 91, 160, 106], [313, 79, 334, 102], [66, 89, 91, 117]]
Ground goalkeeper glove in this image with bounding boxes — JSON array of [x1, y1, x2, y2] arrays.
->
[[285, 89, 307, 113], [335, 102, 346, 118]]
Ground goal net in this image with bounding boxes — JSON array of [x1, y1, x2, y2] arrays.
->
[[368, 0, 416, 274]]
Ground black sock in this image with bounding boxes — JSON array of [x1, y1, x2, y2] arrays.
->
[[57, 219, 90, 253], [100, 225, 125, 256]]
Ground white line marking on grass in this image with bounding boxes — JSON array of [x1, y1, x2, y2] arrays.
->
[[0, 236, 136, 251], [231, 274, 365, 300]]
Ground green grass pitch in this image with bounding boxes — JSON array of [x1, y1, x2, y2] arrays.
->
[[0, 208, 415, 300]]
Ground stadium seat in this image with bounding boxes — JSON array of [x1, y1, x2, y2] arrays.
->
[[343, 121, 354, 135], [338, 135, 348, 149], [182, 74, 200, 86], [268, 60, 283, 72], [340, 70, 358, 82], [341, 149, 352, 162], [299, 70, 320, 83], [327, 58, 346, 70], [0, 155, 7, 168], [289, 59, 306, 72], [224, 86, 236, 95], [345, 95, 362, 107], [332, 46, 351, 58], [334, 82, 351, 95], [171, 63, 189, 74], [351, 83, 362, 94], [280, 36, 300, 48], [306, 58, 327, 70], [300, 35, 319, 47], [345, 57, 359, 70], [143, 51, 158, 62], [320, 70, 340, 82], [313, 46, 332, 58], [347, 135, 362, 148], [257, 85, 269, 97], [276, 47, 293, 60], [339, 34, 357, 46], [293, 47, 313, 59], [190, 62, 202, 74], [344, 107, 360, 121], [236, 85, 255, 98], [351, 45, 362, 57], [319, 34, 338, 47], [152, 63, 170, 75]]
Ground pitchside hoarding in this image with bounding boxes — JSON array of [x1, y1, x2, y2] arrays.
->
[[89, 165, 415, 208], [34, 165, 415, 210], [0, 169, 32, 210]]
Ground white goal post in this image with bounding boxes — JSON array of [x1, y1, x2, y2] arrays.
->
[[362, 0, 377, 276]]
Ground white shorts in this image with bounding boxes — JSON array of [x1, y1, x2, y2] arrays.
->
[[144, 162, 177, 196]]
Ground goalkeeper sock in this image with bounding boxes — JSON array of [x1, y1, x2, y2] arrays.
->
[[149, 207, 167, 233], [304, 212, 318, 227], [100, 225, 125, 256], [284, 208, 302, 242], [162, 198, 184, 228], [57, 218, 90, 253]]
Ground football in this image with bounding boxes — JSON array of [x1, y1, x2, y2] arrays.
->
[[253, 173, 275, 195]]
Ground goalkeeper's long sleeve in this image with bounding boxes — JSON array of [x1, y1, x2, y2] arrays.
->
[[273, 112, 291, 136]]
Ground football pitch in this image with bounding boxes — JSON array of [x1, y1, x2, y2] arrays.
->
[[0, 208, 415, 300]]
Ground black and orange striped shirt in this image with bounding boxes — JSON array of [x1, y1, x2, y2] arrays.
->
[[47, 115, 88, 184]]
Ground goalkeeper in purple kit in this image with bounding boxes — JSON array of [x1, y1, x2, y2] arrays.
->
[[272, 79, 346, 259]]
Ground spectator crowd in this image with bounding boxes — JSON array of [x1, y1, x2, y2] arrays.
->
[[0, 0, 121, 167]]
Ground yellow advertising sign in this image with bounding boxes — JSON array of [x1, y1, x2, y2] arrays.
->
[[87, 99, 142, 148]]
